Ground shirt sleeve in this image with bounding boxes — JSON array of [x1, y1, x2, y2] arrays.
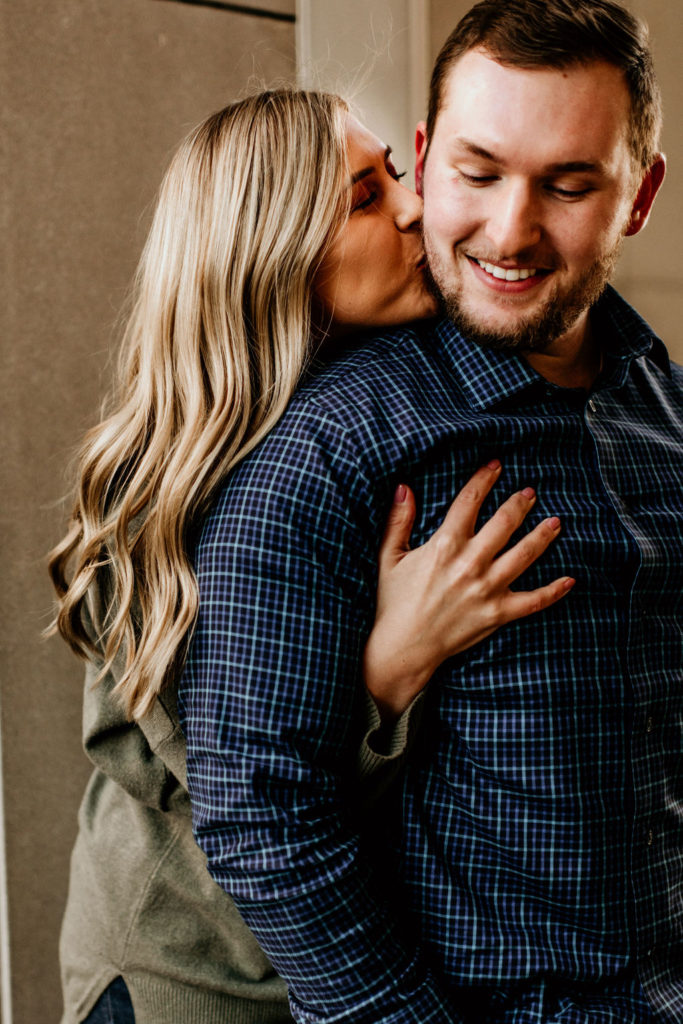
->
[[179, 401, 460, 1023]]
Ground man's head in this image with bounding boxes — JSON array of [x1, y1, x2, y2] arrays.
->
[[416, 0, 665, 355], [427, 0, 662, 173]]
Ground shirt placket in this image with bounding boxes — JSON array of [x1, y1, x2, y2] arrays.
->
[[582, 375, 682, 1009]]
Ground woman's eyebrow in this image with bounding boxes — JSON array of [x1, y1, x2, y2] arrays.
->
[[350, 166, 374, 185], [349, 147, 392, 185]]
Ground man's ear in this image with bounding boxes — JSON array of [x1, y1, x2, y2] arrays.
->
[[415, 121, 428, 198], [625, 154, 666, 236]]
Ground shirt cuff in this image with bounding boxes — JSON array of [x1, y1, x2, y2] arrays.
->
[[288, 953, 463, 1023]]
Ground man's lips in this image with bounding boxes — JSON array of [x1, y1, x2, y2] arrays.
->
[[466, 255, 552, 291]]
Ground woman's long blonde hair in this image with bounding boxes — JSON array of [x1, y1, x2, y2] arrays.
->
[[49, 90, 350, 720]]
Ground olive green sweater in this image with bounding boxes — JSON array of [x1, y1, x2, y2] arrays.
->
[[60, 601, 421, 1024]]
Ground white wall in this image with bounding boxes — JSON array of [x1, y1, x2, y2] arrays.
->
[[297, 0, 429, 185], [613, 0, 683, 360]]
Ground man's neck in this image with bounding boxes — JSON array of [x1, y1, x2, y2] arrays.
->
[[523, 311, 602, 391]]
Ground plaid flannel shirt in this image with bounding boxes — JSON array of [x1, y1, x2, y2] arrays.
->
[[180, 287, 683, 1023]]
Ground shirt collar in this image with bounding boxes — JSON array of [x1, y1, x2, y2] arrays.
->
[[592, 285, 670, 383], [429, 285, 669, 412]]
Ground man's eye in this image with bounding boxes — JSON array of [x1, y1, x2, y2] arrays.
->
[[549, 185, 594, 199], [456, 170, 497, 186]]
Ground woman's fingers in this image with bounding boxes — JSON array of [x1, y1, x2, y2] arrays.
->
[[468, 485, 539, 558], [437, 460, 503, 540], [377, 484, 417, 570], [498, 575, 575, 624], [490, 514, 563, 586], [366, 467, 575, 714]]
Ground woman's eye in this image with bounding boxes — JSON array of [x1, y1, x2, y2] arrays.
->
[[387, 161, 407, 182], [352, 190, 379, 212]]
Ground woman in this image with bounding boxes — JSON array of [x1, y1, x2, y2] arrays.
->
[[50, 90, 571, 1024]]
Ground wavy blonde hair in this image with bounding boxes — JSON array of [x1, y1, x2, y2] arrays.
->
[[49, 89, 350, 720]]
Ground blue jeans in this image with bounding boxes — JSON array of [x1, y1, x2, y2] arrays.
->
[[81, 977, 135, 1024]]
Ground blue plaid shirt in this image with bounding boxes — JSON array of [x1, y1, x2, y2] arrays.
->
[[180, 287, 683, 1024]]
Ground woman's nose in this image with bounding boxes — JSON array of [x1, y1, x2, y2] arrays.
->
[[394, 181, 423, 232]]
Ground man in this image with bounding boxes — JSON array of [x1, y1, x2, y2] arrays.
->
[[180, 2, 682, 1021]]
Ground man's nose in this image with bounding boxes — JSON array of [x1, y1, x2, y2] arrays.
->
[[485, 180, 542, 256], [394, 183, 423, 233]]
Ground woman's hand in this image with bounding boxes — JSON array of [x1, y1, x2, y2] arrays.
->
[[363, 460, 575, 719]]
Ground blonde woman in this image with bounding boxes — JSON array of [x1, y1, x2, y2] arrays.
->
[[50, 91, 571, 1024]]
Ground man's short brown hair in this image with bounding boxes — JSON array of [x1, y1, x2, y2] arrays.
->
[[427, 0, 662, 170]]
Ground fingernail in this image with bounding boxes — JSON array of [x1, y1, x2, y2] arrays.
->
[[522, 487, 535, 500], [562, 577, 576, 591], [394, 484, 407, 503], [547, 516, 561, 530], [486, 459, 501, 471]]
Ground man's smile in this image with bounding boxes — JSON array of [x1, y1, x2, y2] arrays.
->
[[465, 254, 553, 292], [474, 259, 539, 281]]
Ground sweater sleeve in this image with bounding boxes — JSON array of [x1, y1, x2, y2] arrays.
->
[[179, 403, 459, 1024], [356, 690, 426, 811], [78, 590, 190, 814], [78, 525, 416, 824]]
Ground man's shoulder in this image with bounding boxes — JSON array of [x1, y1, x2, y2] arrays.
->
[[294, 318, 442, 418], [199, 320, 447, 539], [238, 316, 451, 456]]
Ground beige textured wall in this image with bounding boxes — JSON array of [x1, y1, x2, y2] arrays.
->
[[429, 0, 683, 361], [0, 2, 294, 1020]]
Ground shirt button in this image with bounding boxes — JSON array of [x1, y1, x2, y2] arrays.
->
[[587, 398, 597, 413], [646, 716, 654, 733], [647, 829, 655, 846]]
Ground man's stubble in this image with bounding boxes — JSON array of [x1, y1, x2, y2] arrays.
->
[[423, 235, 624, 354]]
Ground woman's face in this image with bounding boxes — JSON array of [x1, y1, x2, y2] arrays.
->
[[314, 117, 438, 333]]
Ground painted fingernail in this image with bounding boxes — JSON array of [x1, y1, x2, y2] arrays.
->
[[522, 487, 536, 500], [547, 516, 561, 530], [394, 484, 407, 503], [486, 459, 501, 470]]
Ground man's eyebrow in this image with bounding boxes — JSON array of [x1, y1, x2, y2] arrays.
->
[[349, 147, 392, 185], [545, 160, 604, 174], [452, 139, 499, 162], [452, 138, 604, 174]]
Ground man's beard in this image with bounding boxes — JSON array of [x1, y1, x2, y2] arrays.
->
[[424, 240, 623, 353]]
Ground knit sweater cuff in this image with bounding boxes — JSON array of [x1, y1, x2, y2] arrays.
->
[[356, 689, 426, 780]]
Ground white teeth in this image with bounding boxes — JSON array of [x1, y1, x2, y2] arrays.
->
[[477, 259, 537, 281]]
